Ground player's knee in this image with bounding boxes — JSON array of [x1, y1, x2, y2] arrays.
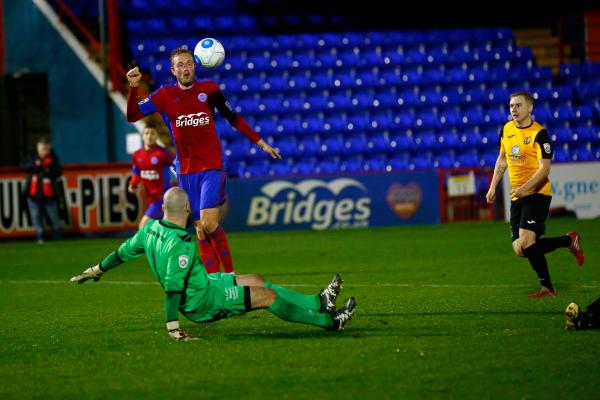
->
[[201, 219, 219, 233], [512, 242, 524, 257]]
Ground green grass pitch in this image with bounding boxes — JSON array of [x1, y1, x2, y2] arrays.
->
[[1, 218, 599, 399]]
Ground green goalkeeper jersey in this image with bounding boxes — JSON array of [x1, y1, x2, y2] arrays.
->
[[98, 219, 210, 323]]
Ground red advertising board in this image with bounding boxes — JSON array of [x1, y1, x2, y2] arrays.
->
[[0, 163, 145, 238]]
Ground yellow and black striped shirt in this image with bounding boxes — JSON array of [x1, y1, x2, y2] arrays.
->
[[499, 120, 553, 199]]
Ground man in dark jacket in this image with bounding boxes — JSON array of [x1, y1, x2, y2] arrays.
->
[[20, 136, 63, 243]]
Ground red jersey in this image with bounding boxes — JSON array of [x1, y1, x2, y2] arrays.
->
[[130, 144, 175, 203], [126, 80, 261, 174]]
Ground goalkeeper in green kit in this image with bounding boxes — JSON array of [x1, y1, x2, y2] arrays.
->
[[70, 187, 356, 340]]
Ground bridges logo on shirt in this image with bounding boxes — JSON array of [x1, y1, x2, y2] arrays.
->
[[178, 255, 189, 269], [175, 112, 210, 128]]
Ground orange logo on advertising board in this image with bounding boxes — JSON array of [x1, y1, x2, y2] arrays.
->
[[385, 183, 422, 218]]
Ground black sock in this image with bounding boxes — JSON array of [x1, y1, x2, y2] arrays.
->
[[586, 297, 600, 315], [522, 243, 554, 291], [536, 235, 572, 254]]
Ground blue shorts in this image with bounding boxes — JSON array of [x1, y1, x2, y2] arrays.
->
[[145, 199, 164, 219], [178, 170, 227, 221]]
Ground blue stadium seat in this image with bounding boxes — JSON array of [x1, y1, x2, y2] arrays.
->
[[552, 127, 571, 144], [578, 81, 600, 100], [316, 159, 341, 175], [387, 154, 410, 171], [292, 159, 318, 176], [389, 133, 415, 151], [440, 132, 460, 149], [340, 157, 364, 173], [415, 112, 439, 130], [410, 153, 433, 170], [366, 135, 389, 153], [270, 161, 292, 177], [574, 145, 594, 162], [242, 162, 269, 178], [438, 109, 461, 128], [559, 63, 582, 81], [319, 136, 344, 157], [457, 149, 481, 167], [553, 146, 570, 163], [435, 150, 456, 168], [364, 155, 387, 172], [483, 107, 508, 125], [413, 131, 438, 150], [342, 134, 368, 155], [482, 150, 498, 167], [297, 137, 320, 157]]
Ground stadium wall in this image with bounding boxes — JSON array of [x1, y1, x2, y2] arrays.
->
[[0, 166, 440, 238], [222, 172, 440, 231], [4, 0, 136, 164]]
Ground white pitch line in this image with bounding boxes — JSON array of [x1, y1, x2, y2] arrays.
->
[[1, 280, 599, 289]]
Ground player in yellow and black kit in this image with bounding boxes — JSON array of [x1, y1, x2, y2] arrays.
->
[[486, 92, 585, 298]]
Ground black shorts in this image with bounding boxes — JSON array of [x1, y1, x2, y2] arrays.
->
[[510, 193, 552, 242]]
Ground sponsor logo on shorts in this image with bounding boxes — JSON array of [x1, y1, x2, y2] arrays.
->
[[225, 287, 239, 300]]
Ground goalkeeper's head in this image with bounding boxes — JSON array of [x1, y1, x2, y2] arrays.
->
[[163, 187, 193, 226]]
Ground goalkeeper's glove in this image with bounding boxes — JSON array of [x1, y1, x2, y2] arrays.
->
[[70, 264, 103, 284], [167, 321, 190, 341]]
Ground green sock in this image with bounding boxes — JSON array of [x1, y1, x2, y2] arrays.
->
[[264, 281, 320, 310], [268, 296, 334, 329]]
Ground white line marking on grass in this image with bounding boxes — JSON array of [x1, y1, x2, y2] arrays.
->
[[2, 280, 599, 289]]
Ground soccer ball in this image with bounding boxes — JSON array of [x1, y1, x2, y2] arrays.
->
[[193, 38, 225, 69]]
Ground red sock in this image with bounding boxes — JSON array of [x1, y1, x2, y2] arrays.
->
[[199, 238, 221, 273], [209, 226, 234, 273]]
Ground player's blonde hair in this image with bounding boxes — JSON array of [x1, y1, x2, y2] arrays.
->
[[510, 91, 535, 105], [169, 48, 194, 66]]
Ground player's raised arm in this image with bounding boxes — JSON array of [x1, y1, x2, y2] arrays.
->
[[126, 67, 163, 122]]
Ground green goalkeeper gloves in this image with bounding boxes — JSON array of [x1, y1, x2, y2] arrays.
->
[[70, 265, 103, 284]]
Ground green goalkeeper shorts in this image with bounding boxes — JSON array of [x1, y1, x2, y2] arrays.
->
[[183, 272, 251, 323]]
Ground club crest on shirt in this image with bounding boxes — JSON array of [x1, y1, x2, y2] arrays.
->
[[198, 93, 207, 102], [523, 136, 531, 144], [178, 255, 189, 269], [511, 145, 520, 156], [151, 156, 158, 165], [543, 143, 551, 153]]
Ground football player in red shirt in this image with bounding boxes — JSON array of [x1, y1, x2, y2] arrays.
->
[[128, 123, 175, 229], [126, 48, 280, 274]]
